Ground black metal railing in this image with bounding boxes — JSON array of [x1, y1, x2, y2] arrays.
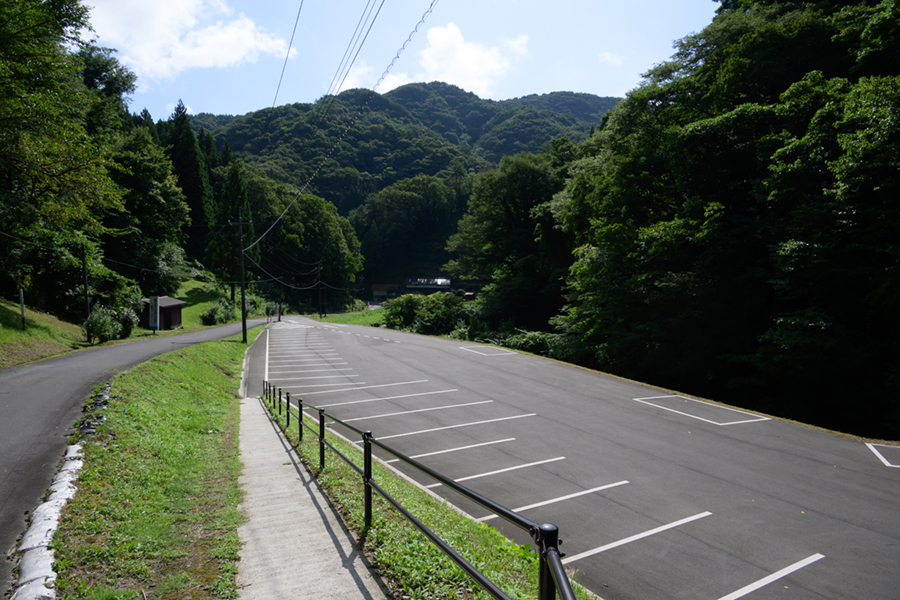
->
[[263, 381, 577, 600]]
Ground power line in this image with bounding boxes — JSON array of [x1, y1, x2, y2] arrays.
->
[[244, 0, 441, 253], [257, 1, 305, 155]]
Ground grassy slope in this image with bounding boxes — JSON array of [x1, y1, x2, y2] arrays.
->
[[53, 328, 262, 600], [0, 281, 250, 369], [0, 299, 87, 369], [315, 307, 384, 327]]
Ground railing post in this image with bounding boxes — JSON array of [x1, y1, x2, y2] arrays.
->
[[278, 388, 283, 416], [286, 392, 291, 428], [363, 431, 373, 531], [298, 397, 303, 443], [318, 408, 326, 471], [537, 523, 560, 600]]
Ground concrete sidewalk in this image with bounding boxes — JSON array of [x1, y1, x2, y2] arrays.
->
[[236, 395, 389, 600]]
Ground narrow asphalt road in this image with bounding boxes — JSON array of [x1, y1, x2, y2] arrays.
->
[[0, 319, 266, 593]]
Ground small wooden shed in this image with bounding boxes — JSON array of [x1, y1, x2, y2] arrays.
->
[[139, 296, 187, 330]]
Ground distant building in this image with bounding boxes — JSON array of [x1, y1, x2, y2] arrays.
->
[[139, 296, 187, 330], [404, 277, 452, 295]]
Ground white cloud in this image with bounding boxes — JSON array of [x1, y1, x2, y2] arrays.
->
[[335, 24, 524, 98], [86, 0, 290, 81], [506, 34, 529, 57], [598, 51, 625, 66], [417, 23, 512, 97]]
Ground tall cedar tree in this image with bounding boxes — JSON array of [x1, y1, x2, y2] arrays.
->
[[165, 101, 213, 262]]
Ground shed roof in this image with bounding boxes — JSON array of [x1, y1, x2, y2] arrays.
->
[[141, 296, 187, 308]]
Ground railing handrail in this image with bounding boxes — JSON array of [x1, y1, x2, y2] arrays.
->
[[264, 381, 577, 600]]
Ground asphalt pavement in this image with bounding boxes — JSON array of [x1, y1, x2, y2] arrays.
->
[[0, 319, 266, 594], [256, 317, 900, 600]]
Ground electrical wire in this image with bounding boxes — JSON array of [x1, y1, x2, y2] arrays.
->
[[244, 0, 441, 253], [257, 1, 305, 155]]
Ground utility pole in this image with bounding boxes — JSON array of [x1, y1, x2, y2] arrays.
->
[[229, 208, 252, 344], [82, 245, 90, 319]]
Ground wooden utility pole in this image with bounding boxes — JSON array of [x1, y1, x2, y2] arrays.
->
[[229, 208, 252, 344], [82, 245, 90, 318]]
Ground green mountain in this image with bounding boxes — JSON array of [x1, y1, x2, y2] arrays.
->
[[191, 83, 620, 215]]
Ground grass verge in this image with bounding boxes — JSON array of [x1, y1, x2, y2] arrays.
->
[[266, 401, 595, 600], [0, 299, 88, 368], [52, 328, 262, 600], [316, 308, 384, 327]]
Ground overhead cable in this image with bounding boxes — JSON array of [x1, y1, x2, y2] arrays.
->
[[244, 0, 441, 253]]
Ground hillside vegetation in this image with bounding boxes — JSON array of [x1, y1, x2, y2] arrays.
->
[[191, 83, 619, 215]]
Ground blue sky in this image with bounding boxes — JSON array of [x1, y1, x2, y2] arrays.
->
[[84, 0, 721, 120]]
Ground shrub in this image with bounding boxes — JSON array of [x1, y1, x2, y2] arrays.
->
[[415, 292, 466, 335], [199, 305, 219, 326], [382, 294, 425, 329], [83, 305, 121, 344]]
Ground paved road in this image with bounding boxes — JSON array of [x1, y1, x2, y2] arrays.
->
[[256, 317, 900, 600], [0, 319, 266, 593]]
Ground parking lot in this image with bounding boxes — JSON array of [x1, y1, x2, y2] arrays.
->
[[259, 318, 900, 600]]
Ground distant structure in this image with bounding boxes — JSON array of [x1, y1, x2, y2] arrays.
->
[[369, 277, 453, 302], [404, 277, 452, 295], [139, 296, 187, 330]]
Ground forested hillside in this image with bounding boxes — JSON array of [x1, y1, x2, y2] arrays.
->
[[441, 0, 900, 438], [0, 0, 363, 331], [191, 83, 619, 216]]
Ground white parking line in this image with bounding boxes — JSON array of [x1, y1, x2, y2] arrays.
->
[[364, 413, 537, 442], [717, 554, 825, 600], [269, 364, 348, 371], [280, 382, 368, 390], [562, 512, 713, 564], [271, 368, 353, 375], [865, 443, 900, 468], [341, 400, 493, 423], [477, 481, 630, 522], [269, 357, 343, 362], [269, 375, 360, 381], [302, 380, 429, 396], [317, 389, 458, 409], [384, 438, 516, 464], [426, 457, 566, 489], [634, 395, 770, 426]]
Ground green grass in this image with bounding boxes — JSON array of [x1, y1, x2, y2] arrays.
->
[[316, 307, 384, 327], [0, 299, 88, 368], [267, 401, 595, 600], [53, 328, 262, 600], [174, 279, 223, 329], [0, 281, 265, 368]]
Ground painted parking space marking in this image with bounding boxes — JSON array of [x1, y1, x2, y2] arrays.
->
[[865, 443, 900, 468], [269, 374, 360, 381], [269, 363, 348, 371], [341, 400, 493, 423], [460, 346, 517, 356], [302, 380, 430, 396], [717, 554, 825, 600], [634, 395, 770, 426], [477, 481, 630, 522], [562, 512, 713, 564], [316, 389, 458, 408], [425, 457, 567, 489], [384, 438, 516, 464], [280, 382, 368, 390], [361, 413, 538, 442]]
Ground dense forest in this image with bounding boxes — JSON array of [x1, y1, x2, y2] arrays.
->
[[2, 0, 897, 438], [439, 0, 899, 438]]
